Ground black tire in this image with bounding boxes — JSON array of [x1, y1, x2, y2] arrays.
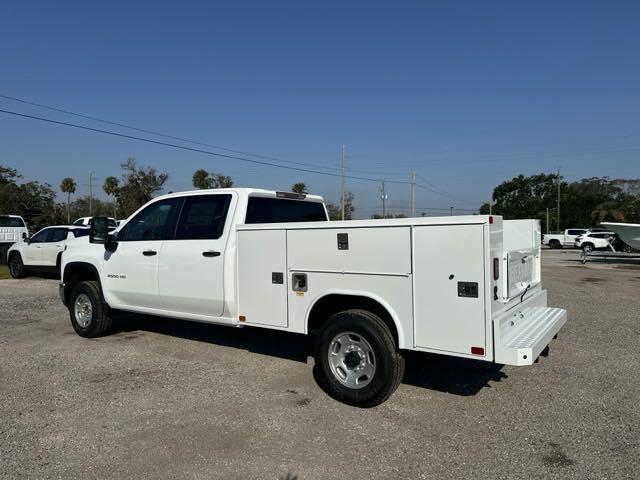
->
[[55, 253, 62, 279], [314, 309, 405, 408], [8, 253, 26, 279], [68, 280, 112, 338], [582, 243, 594, 253], [549, 240, 561, 249]]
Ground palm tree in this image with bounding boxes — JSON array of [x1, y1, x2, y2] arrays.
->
[[103, 176, 120, 218], [291, 182, 307, 194], [60, 177, 77, 224], [192, 169, 211, 189]]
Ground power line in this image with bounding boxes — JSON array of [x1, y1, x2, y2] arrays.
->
[[0, 108, 416, 185], [0, 104, 488, 204], [0, 93, 342, 173]]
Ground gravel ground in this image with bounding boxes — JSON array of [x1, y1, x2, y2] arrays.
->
[[1, 249, 639, 479]]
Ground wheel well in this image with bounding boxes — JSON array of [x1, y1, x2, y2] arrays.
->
[[62, 262, 100, 304], [307, 294, 399, 345], [8, 250, 20, 262]]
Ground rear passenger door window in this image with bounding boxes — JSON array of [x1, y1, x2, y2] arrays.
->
[[48, 228, 69, 243], [175, 195, 232, 240]]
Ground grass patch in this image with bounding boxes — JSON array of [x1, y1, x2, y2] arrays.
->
[[0, 264, 10, 279]]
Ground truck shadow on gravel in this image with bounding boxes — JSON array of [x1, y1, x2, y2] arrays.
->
[[113, 313, 312, 363], [112, 314, 506, 397], [401, 351, 507, 396]]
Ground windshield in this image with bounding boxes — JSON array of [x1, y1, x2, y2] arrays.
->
[[0, 216, 26, 228]]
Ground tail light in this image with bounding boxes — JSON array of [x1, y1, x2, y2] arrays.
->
[[493, 257, 499, 281]]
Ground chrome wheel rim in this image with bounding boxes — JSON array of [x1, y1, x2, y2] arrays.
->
[[74, 293, 93, 328], [327, 331, 376, 389]]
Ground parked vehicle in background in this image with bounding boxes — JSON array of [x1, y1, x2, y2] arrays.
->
[[73, 217, 117, 230], [7, 226, 89, 278], [0, 215, 29, 264], [574, 231, 616, 253], [59, 188, 566, 407], [542, 228, 588, 248]]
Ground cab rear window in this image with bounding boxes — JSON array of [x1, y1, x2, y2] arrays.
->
[[245, 197, 327, 224], [0, 217, 25, 227]]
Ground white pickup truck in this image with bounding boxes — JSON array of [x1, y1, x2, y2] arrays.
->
[[59, 188, 566, 407], [542, 228, 588, 248]]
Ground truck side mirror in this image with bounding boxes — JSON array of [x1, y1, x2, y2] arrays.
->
[[89, 217, 109, 245], [22, 232, 28, 242]]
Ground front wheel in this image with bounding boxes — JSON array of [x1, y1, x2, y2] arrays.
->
[[314, 309, 404, 407], [69, 280, 112, 337], [582, 243, 594, 253], [8, 253, 26, 278]]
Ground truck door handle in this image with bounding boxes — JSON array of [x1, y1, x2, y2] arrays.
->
[[202, 250, 221, 257], [142, 250, 157, 256]]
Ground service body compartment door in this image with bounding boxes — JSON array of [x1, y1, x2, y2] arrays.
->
[[413, 224, 486, 355], [237, 229, 288, 327]]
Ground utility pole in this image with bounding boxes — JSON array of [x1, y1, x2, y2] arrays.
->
[[489, 202, 492, 215], [410, 171, 416, 217], [340, 145, 345, 221], [89, 171, 94, 216], [546, 207, 550, 234], [380, 181, 387, 218], [557, 167, 561, 232], [450, 206, 454, 216]]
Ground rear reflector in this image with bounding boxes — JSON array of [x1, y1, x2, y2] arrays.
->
[[239, 315, 246, 322], [471, 346, 485, 356], [493, 257, 499, 281], [488, 215, 493, 224]]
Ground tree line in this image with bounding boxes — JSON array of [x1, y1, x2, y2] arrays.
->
[[6, 161, 638, 231], [0, 161, 358, 228], [0, 159, 169, 230], [479, 173, 640, 232]]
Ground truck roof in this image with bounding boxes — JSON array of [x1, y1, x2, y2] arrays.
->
[[238, 214, 496, 230], [159, 187, 325, 203]]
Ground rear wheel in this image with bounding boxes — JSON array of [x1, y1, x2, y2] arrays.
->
[[8, 253, 26, 279], [69, 280, 112, 337], [314, 309, 404, 407], [549, 239, 561, 249]]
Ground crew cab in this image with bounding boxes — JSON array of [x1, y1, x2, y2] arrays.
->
[[8, 225, 90, 278], [59, 188, 567, 407], [542, 228, 588, 248], [0, 215, 28, 264]]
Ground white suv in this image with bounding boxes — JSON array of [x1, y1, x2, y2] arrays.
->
[[7, 225, 89, 278], [574, 231, 616, 253]]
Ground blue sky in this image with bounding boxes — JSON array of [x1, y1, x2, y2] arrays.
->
[[1, 1, 639, 218]]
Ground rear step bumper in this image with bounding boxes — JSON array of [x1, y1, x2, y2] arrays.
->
[[494, 290, 567, 366]]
